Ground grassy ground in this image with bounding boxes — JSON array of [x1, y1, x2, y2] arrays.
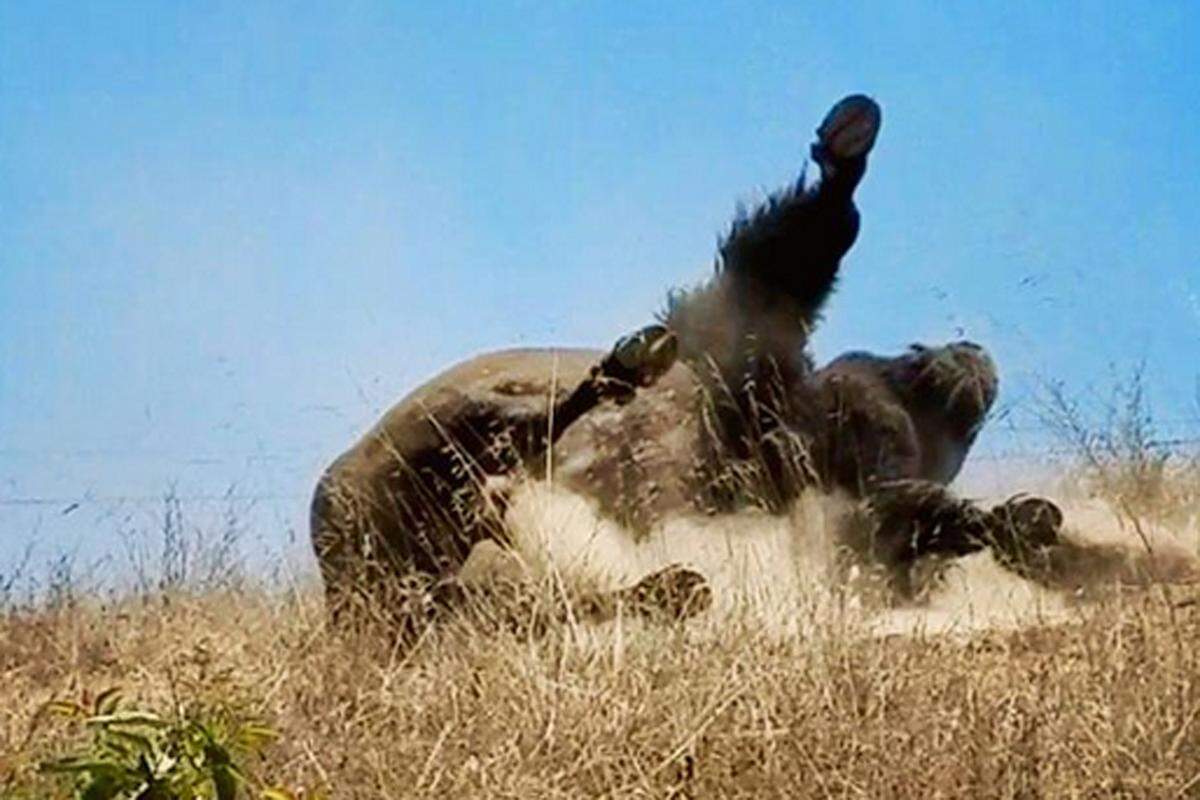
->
[[3, 575, 1200, 798], [4, 397, 1200, 797]]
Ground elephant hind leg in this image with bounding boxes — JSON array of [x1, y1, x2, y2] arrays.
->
[[310, 472, 467, 639], [310, 475, 372, 625], [579, 565, 713, 624]]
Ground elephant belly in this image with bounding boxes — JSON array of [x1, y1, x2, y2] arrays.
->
[[552, 364, 702, 537]]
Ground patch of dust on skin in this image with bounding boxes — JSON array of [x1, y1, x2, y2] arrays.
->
[[460, 478, 1200, 640]]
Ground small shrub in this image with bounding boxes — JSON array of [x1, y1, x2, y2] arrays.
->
[[38, 688, 279, 800], [1038, 366, 1200, 525]]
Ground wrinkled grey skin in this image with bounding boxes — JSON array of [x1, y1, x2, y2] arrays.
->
[[312, 95, 1067, 626], [311, 328, 715, 629]]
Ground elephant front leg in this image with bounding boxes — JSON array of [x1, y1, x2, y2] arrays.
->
[[981, 496, 1192, 591], [863, 480, 1067, 596], [547, 322, 679, 433], [502, 323, 679, 465], [865, 479, 994, 567]]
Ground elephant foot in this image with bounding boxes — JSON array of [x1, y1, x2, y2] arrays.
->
[[987, 495, 1064, 576], [594, 324, 679, 404], [614, 564, 713, 622]]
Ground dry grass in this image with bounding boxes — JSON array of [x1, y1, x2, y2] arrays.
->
[[5, 482, 1200, 799], [3, 573, 1200, 798], [4, 383, 1200, 798]]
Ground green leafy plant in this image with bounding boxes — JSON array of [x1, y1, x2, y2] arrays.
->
[[38, 688, 278, 800]]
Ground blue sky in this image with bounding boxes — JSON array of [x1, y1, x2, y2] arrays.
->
[[2, 2, 1198, 571]]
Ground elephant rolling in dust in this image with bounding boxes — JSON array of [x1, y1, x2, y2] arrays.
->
[[312, 94, 1088, 631]]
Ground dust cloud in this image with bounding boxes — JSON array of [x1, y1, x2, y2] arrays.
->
[[463, 478, 1200, 639]]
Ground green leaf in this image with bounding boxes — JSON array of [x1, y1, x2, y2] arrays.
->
[[42, 699, 87, 719], [79, 772, 126, 800], [102, 728, 158, 755], [261, 789, 297, 800], [212, 763, 241, 800], [202, 740, 234, 769], [237, 723, 280, 751], [149, 752, 179, 780], [86, 711, 167, 727], [93, 687, 123, 716], [41, 757, 125, 775]]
